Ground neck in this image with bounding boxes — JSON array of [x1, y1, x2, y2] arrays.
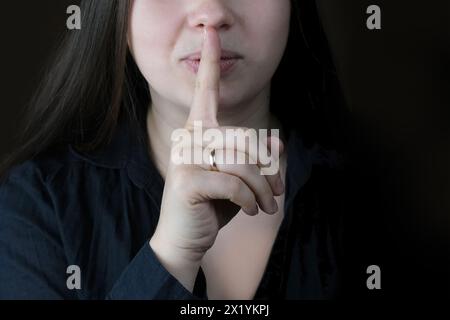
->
[[146, 86, 283, 179]]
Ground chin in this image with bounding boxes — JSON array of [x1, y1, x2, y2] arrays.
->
[[217, 85, 249, 109], [217, 96, 245, 111]]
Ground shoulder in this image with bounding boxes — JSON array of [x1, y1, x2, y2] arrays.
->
[[0, 143, 131, 231], [1, 144, 89, 187], [0, 147, 71, 231], [0, 143, 124, 203]]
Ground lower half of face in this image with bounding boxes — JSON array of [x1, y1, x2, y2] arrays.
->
[[129, 0, 291, 111]]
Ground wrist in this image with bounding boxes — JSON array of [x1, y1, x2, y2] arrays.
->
[[149, 233, 202, 292], [150, 229, 206, 264]]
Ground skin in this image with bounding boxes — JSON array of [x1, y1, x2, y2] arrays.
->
[[127, 0, 291, 293]]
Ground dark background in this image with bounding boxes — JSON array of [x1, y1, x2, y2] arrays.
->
[[318, 0, 450, 299], [0, 0, 449, 300]]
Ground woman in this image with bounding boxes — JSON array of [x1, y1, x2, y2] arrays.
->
[[0, 0, 345, 299]]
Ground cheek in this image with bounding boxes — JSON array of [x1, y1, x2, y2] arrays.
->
[[246, 2, 290, 80], [253, 4, 290, 61], [128, 2, 180, 79]]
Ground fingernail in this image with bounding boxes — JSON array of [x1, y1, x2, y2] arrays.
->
[[271, 198, 278, 213], [248, 204, 258, 215]]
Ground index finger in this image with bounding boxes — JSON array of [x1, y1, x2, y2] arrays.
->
[[185, 27, 221, 129]]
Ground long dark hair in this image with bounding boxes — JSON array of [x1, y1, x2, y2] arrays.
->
[[0, 0, 345, 180]]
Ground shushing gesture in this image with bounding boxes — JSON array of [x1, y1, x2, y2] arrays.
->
[[149, 27, 285, 292]]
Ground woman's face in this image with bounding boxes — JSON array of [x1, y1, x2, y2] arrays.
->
[[128, 0, 291, 110]]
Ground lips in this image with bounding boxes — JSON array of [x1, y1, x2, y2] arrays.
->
[[183, 57, 239, 75], [182, 49, 242, 61], [181, 50, 242, 75]]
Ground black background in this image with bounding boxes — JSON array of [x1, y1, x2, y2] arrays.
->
[[0, 0, 449, 301]]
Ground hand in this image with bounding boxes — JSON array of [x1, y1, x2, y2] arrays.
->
[[150, 27, 285, 290]]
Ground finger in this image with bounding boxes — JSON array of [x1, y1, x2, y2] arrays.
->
[[172, 141, 282, 209], [186, 26, 221, 129], [211, 150, 279, 214], [188, 126, 282, 169], [172, 127, 285, 188], [196, 170, 259, 216]]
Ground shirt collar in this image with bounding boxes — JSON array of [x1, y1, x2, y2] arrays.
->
[[69, 116, 132, 169], [69, 115, 165, 209]]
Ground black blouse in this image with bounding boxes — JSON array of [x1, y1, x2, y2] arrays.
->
[[0, 115, 343, 299]]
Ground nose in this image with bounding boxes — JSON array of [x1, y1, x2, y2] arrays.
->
[[187, 0, 235, 31]]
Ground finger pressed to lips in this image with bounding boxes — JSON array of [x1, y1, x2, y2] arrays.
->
[[185, 27, 221, 130], [179, 27, 284, 215]]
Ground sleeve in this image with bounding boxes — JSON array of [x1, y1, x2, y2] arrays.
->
[[0, 165, 208, 300], [0, 168, 77, 299], [106, 242, 208, 300]]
